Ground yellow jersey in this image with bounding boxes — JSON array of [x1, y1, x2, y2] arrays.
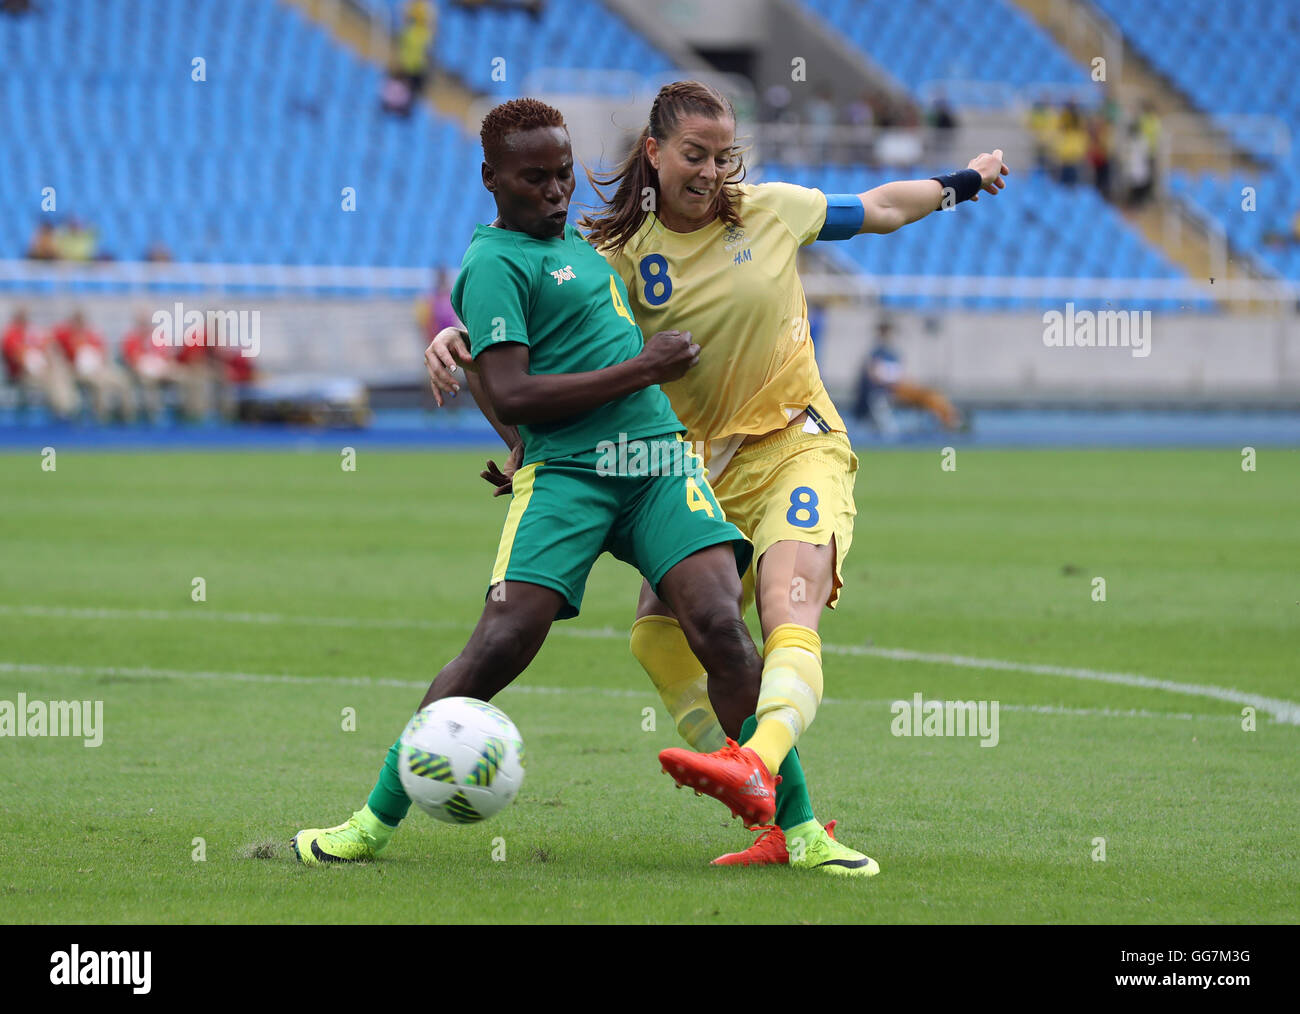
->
[[600, 182, 846, 476]]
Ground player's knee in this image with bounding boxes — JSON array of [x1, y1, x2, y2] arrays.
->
[[686, 606, 756, 674], [471, 620, 535, 677]]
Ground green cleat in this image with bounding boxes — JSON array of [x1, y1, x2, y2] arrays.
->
[[786, 821, 880, 878], [292, 806, 394, 866]]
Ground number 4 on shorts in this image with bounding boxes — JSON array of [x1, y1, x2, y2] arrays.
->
[[685, 478, 715, 517]]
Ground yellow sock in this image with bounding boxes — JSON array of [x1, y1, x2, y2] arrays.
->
[[629, 615, 726, 752], [745, 623, 823, 775]]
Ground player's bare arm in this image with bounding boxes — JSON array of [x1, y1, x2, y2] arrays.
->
[[857, 149, 1009, 234], [455, 368, 524, 497], [473, 329, 699, 426]]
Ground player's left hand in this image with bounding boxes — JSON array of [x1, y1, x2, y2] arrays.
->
[[967, 149, 1009, 200], [481, 443, 523, 497]]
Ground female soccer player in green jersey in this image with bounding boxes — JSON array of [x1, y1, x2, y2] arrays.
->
[[428, 81, 1008, 875], [293, 98, 770, 866]]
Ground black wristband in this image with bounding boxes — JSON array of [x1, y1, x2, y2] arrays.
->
[[930, 168, 983, 207]]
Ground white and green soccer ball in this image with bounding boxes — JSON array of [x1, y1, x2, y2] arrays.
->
[[398, 697, 526, 824]]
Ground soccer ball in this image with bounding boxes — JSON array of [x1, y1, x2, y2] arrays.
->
[[398, 697, 526, 824]]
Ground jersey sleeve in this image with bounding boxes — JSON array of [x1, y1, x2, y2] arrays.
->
[[452, 247, 533, 358], [757, 181, 829, 246]]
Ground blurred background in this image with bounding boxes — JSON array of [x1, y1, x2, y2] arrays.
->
[[1, 0, 1298, 448]]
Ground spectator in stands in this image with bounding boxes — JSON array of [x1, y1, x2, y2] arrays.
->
[[380, 74, 413, 116], [1026, 99, 1057, 171], [26, 222, 58, 260], [121, 311, 176, 423], [2, 309, 79, 420], [144, 241, 173, 263], [1087, 110, 1114, 198], [167, 318, 258, 422], [173, 322, 218, 421], [1122, 121, 1155, 206], [1098, 88, 1122, 129], [0, 0, 38, 14], [213, 343, 257, 421], [53, 218, 97, 261], [51, 310, 136, 422], [1137, 101, 1161, 153], [759, 84, 796, 161], [853, 319, 962, 436], [890, 99, 921, 129], [1053, 104, 1088, 186], [416, 269, 462, 351], [384, 0, 434, 117], [926, 98, 959, 161]]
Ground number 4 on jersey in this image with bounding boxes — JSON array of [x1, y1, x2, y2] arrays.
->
[[609, 276, 635, 324]]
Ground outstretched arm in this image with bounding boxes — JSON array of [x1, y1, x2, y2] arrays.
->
[[856, 149, 1009, 234]]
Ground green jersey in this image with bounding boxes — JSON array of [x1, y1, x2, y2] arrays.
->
[[452, 223, 682, 465]]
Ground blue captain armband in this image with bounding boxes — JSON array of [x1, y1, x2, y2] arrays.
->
[[816, 193, 865, 240]]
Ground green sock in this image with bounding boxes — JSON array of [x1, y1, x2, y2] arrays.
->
[[365, 736, 412, 828], [740, 714, 817, 831]]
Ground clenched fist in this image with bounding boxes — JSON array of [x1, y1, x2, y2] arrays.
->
[[637, 329, 701, 384]]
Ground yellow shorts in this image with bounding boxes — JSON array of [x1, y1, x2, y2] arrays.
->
[[710, 427, 858, 609]]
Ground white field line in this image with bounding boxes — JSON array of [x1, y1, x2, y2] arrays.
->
[[821, 644, 1300, 725], [0, 604, 461, 632], [0, 661, 1241, 723], [1, 604, 1297, 725]]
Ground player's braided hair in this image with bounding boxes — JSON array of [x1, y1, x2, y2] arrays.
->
[[579, 80, 747, 254], [480, 98, 567, 168]]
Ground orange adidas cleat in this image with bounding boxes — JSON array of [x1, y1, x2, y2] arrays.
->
[[710, 819, 839, 867], [659, 737, 779, 827], [711, 825, 784, 866]]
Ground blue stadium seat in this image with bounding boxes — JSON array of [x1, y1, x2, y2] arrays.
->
[[0, 0, 499, 277], [801, 0, 1093, 108], [1092, 0, 1298, 167]]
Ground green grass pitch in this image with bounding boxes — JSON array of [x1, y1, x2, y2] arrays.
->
[[1, 447, 1296, 923]]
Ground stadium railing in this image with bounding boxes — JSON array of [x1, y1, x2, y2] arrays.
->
[[3, 262, 1296, 405], [11, 260, 1295, 303]]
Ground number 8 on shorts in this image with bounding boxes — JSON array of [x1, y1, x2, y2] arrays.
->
[[786, 486, 820, 528]]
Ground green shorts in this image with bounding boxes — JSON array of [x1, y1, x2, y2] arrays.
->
[[489, 432, 752, 619]]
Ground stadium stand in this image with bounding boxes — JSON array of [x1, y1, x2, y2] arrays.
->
[[1086, 0, 1300, 283], [363, 0, 675, 96], [799, 0, 1093, 106], [0, 0, 499, 276], [762, 163, 1206, 311], [1170, 171, 1300, 282], [1090, 0, 1299, 166], [0, 0, 1217, 308]]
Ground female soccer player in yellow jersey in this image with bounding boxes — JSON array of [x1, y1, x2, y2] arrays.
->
[[427, 80, 1008, 875]]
